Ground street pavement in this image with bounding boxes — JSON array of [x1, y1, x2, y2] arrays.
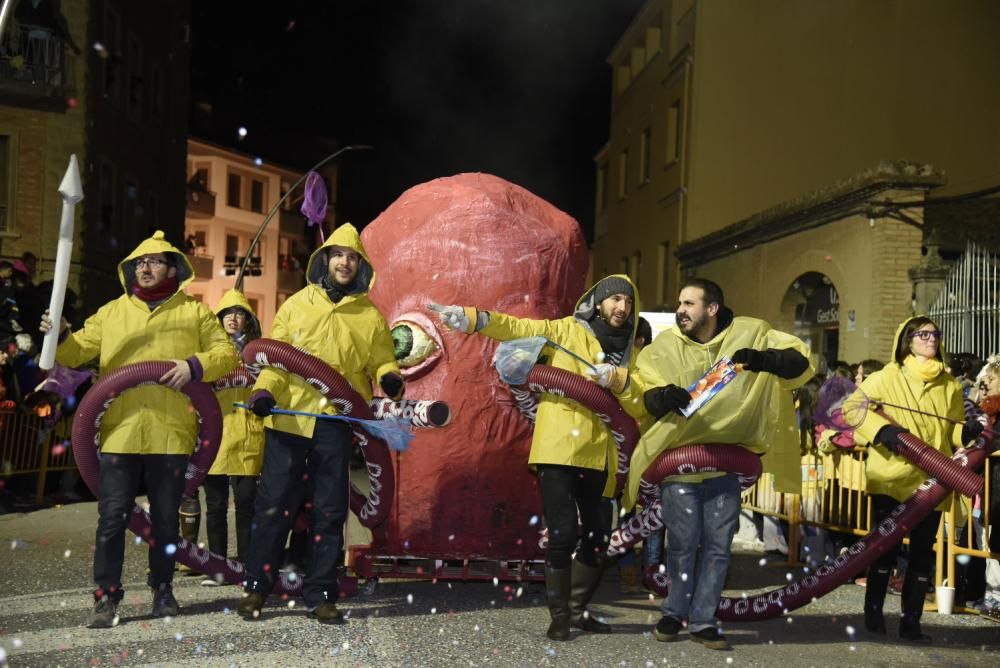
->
[[1, 502, 998, 667]]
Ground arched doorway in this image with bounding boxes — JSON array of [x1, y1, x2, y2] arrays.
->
[[780, 271, 840, 374]]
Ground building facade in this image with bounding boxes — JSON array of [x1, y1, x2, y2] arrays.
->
[[1, 0, 191, 312], [183, 138, 336, 334], [594, 0, 1000, 368]]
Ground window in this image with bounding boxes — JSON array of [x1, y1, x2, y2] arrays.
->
[[250, 179, 265, 213], [225, 234, 239, 261], [146, 193, 158, 231], [102, 9, 121, 101], [0, 135, 11, 233], [227, 172, 241, 207], [596, 162, 608, 214], [126, 34, 144, 119], [658, 242, 671, 306], [100, 162, 116, 239], [618, 149, 629, 198], [639, 128, 651, 184], [666, 101, 682, 165], [150, 63, 164, 118]]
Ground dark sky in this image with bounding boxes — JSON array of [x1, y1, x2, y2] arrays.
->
[[189, 0, 645, 241]]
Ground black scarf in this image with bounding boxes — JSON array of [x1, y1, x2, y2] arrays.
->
[[590, 314, 631, 359], [321, 276, 350, 304]]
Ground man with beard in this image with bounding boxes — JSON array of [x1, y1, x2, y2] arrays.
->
[[40, 231, 238, 628], [429, 274, 638, 641], [621, 278, 811, 651], [236, 224, 403, 624]]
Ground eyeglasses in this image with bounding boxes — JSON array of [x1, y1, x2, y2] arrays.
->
[[134, 258, 168, 269], [910, 330, 943, 341]]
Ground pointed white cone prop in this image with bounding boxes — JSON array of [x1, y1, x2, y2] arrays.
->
[[39, 154, 83, 371]]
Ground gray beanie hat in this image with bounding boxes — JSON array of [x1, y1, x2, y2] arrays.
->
[[594, 276, 633, 303]]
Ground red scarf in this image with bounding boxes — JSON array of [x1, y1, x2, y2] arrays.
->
[[132, 275, 179, 303]]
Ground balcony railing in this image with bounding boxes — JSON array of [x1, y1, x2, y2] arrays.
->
[[185, 187, 216, 218], [0, 23, 73, 109], [188, 253, 214, 280]]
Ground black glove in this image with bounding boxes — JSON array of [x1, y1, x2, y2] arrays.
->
[[379, 372, 405, 400], [962, 420, 985, 444], [731, 347, 810, 379], [874, 424, 909, 455], [644, 385, 692, 419], [249, 393, 276, 417]]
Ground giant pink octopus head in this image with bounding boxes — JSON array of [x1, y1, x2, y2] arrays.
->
[[360, 173, 587, 560]]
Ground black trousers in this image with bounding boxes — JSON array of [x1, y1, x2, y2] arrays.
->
[[536, 464, 612, 569], [244, 421, 352, 607], [93, 453, 188, 599], [870, 494, 940, 575], [202, 474, 258, 560]]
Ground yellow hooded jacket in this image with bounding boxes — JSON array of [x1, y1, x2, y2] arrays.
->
[[252, 223, 400, 438], [210, 289, 265, 476], [56, 231, 239, 455], [850, 316, 965, 510], [621, 311, 813, 509], [472, 274, 640, 498]]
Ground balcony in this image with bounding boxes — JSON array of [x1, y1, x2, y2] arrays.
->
[[0, 24, 75, 111], [188, 254, 214, 281], [186, 187, 216, 218]]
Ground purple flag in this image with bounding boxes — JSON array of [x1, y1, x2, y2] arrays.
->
[[300, 171, 328, 237]]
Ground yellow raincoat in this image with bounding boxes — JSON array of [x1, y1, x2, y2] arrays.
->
[[850, 316, 965, 510], [56, 231, 239, 455], [210, 289, 265, 476], [473, 274, 640, 497], [252, 224, 400, 438], [621, 311, 812, 509]]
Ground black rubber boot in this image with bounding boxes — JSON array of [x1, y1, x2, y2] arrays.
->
[[545, 566, 572, 641], [899, 570, 933, 643], [863, 566, 891, 634], [569, 560, 611, 634]]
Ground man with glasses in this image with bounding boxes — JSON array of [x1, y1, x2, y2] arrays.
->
[[41, 231, 238, 628]]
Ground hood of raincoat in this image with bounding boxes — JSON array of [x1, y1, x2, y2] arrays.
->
[[890, 314, 947, 366], [621, 314, 813, 509], [572, 274, 639, 366], [215, 288, 262, 343], [117, 230, 193, 296], [305, 223, 375, 295]]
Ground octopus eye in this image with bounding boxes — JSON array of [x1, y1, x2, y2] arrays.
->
[[391, 321, 438, 367]]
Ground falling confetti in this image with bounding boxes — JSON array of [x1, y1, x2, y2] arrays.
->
[[406, 594, 414, 604], [956, 554, 971, 566], [164, 544, 177, 556], [64, 549, 72, 558], [529, 515, 539, 526], [845, 625, 856, 637], [759, 558, 767, 567], [237, 126, 248, 139]]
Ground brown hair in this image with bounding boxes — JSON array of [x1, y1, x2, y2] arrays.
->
[[895, 316, 940, 366]]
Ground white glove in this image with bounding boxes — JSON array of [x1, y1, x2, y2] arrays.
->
[[586, 363, 617, 388], [586, 362, 627, 394], [427, 303, 470, 332]]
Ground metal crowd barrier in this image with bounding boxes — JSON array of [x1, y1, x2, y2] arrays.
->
[[944, 451, 1000, 614], [0, 408, 76, 504]]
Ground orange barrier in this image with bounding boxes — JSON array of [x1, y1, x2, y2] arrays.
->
[[0, 408, 76, 504]]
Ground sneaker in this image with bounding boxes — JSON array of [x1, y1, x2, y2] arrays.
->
[[654, 615, 683, 642], [690, 627, 732, 650], [87, 596, 120, 628], [307, 602, 345, 625], [236, 592, 266, 620], [151, 583, 179, 618], [200, 576, 221, 587]]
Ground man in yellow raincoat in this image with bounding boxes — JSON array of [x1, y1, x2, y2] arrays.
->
[[236, 224, 402, 624], [622, 278, 811, 650], [429, 274, 639, 641], [179, 289, 264, 584], [41, 231, 238, 628]]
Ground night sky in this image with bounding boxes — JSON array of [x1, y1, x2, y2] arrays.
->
[[189, 0, 645, 241]]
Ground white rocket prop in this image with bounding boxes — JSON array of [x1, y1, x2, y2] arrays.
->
[[39, 155, 83, 371]]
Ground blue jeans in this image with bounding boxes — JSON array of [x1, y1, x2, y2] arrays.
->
[[244, 421, 352, 608], [643, 528, 664, 567], [661, 474, 741, 631]]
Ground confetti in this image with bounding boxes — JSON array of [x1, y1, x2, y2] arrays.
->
[[237, 127, 248, 139], [164, 544, 177, 556], [845, 625, 856, 637], [956, 554, 971, 566], [406, 594, 413, 604], [64, 549, 72, 558], [758, 558, 767, 567], [529, 515, 539, 526]]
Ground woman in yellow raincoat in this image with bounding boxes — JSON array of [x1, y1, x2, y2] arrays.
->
[[193, 289, 264, 580], [429, 275, 639, 641], [852, 315, 977, 643], [42, 230, 237, 628]]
